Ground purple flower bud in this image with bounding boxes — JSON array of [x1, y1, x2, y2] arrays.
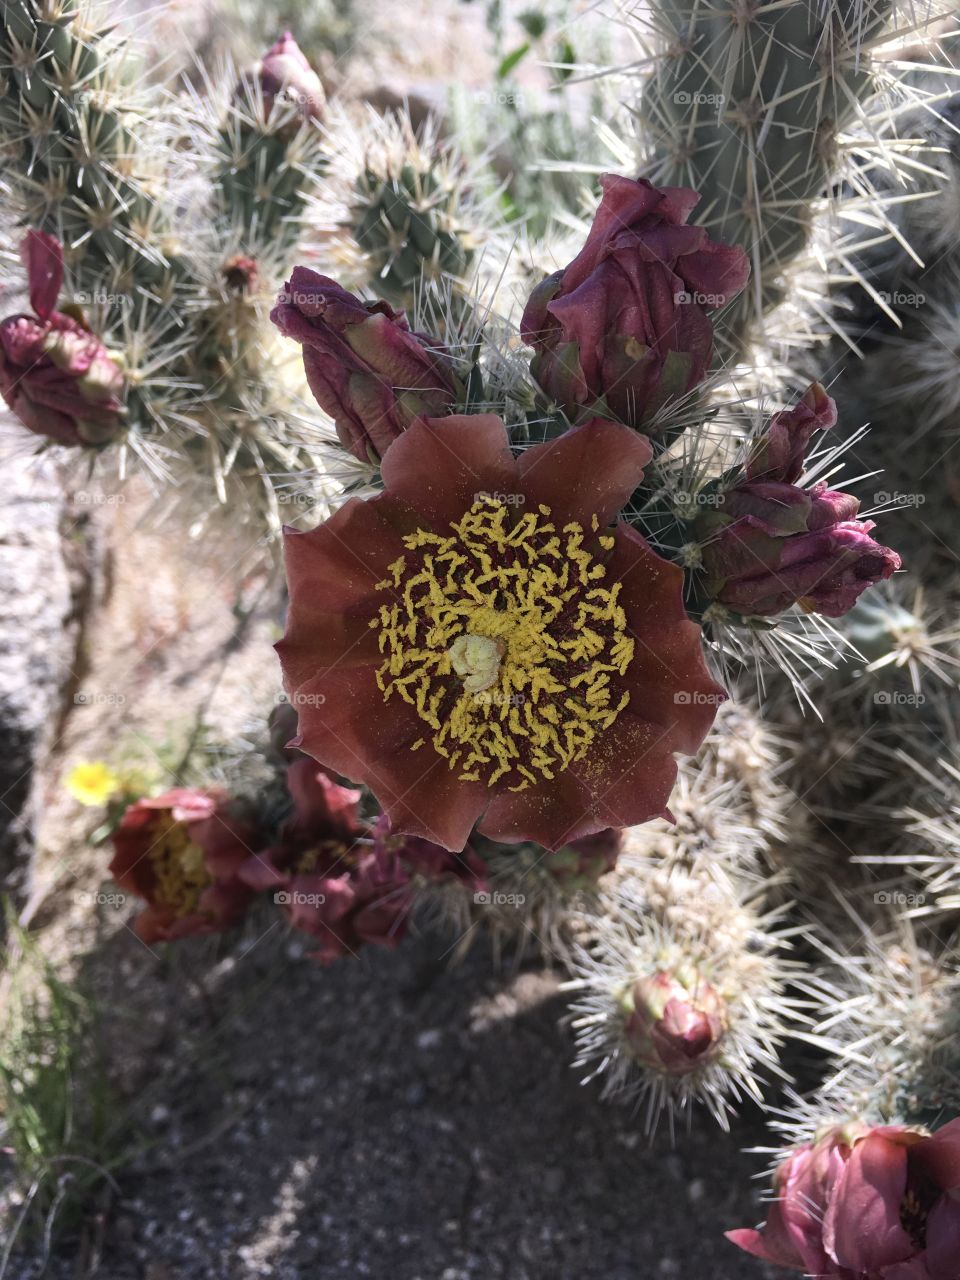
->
[[623, 969, 726, 1075], [698, 384, 900, 619], [271, 267, 459, 461], [520, 174, 749, 429], [0, 232, 126, 447], [256, 32, 325, 120]]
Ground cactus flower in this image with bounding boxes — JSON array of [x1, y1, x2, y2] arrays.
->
[[109, 790, 260, 942], [256, 32, 325, 119], [275, 413, 725, 852], [0, 231, 126, 446], [623, 969, 726, 1074], [697, 384, 900, 618], [520, 174, 749, 430], [728, 1119, 960, 1278], [271, 268, 459, 461]]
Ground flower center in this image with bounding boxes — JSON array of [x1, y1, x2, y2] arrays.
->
[[371, 496, 634, 790], [149, 814, 212, 916]]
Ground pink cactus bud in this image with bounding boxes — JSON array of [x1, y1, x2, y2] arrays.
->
[[271, 268, 460, 461], [622, 969, 726, 1074], [697, 385, 899, 618], [520, 173, 749, 430], [256, 32, 325, 120], [0, 233, 126, 447]]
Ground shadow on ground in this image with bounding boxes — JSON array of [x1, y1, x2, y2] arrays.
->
[[6, 909, 780, 1280]]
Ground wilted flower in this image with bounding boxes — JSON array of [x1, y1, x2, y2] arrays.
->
[[622, 968, 726, 1074], [65, 760, 121, 807], [697, 384, 900, 618], [109, 789, 259, 942], [520, 174, 749, 429], [727, 1119, 960, 1278], [271, 268, 459, 461], [255, 32, 325, 119], [240, 758, 480, 962], [0, 231, 126, 446], [276, 413, 724, 853]]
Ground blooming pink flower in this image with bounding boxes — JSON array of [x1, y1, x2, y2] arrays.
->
[[109, 789, 259, 942], [0, 231, 126, 446], [727, 1119, 960, 1278], [271, 268, 459, 461], [698, 384, 900, 618], [520, 174, 749, 429], [275, 413, 725, 852]]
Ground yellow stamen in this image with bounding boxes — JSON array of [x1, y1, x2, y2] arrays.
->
[[372, 498, 634, 791], [150, 814, 212, 916]]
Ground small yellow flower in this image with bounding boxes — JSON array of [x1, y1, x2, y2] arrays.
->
[[65, 761, 121, 807]]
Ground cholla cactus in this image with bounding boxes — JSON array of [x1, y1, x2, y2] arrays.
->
[[307, 105, 502, 310], [607, 0, 956, 360], [566, 854, 807, 1134], [0, 2, 334, 526]]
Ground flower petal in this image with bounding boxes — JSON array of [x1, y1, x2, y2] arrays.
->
[[379, 413, 517, 528], [515, 418, 652, 527], [823, 1132, 915, 1271]]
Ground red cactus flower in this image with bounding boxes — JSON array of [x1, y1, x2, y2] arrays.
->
[[727, 1119, 960, 1278], [109, 789, 259, 943], [271, 268, 459, 461], [520, 174, 749, 430], [698, 384, 900, 618], [276, 413, 725, 853], [0, 231, 126, 446]]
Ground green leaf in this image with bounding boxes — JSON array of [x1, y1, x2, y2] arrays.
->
[[497, 42, 531, 79]]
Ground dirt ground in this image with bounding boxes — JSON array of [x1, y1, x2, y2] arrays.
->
[[6, 920, 781, 1280]]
